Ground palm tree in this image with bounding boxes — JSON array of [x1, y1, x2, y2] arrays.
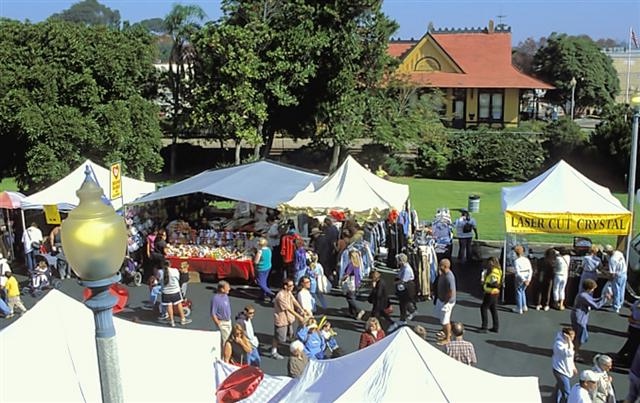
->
[[164, 4, 206, 176]]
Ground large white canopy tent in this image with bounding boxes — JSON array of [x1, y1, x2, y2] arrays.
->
[[133, 160, 324, 209], [20, 159, 156, 212], [0, 290, 220, 402], [213, 326, 540, 403], [280, 155, 410, 219], [501, 160, 631, 236]]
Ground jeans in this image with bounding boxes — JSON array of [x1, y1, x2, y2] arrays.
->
[[516, 282, 528, 312], [612, 274, 627, 311], [256, 269, 275, 298], [480, 293, 499, 330], [25, 251, 35, 273], [313, 291, 327, 309], [553, 369, 571, 403], [345, 291, 361, 317], [247, 348, 261, 367], [457, 237, 473, 262], [0, 297, 9, 316]]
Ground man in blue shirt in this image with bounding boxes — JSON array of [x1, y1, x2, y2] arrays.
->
[[210, 280, 232, 349]]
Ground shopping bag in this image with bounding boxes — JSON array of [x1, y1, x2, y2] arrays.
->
[[341, 276, 356, 294]]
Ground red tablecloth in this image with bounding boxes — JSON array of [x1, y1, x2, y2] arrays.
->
[[166, 257, 254, 281]]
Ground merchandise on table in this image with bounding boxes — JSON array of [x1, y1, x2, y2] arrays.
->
[[165, 244, 253, 261]]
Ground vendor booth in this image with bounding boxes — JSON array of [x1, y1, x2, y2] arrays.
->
[[501, 160, 632, 303], [20, 159, 156, 211], [213, 326, 541, 402], [131, 160, 324, 280], [0, 290, 220, 402], [280, 155, 409, 219]]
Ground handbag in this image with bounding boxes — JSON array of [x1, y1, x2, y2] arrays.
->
[[341, 276, 356, 294]]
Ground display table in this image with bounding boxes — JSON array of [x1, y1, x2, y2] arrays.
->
[[166, 257, 254, 281]]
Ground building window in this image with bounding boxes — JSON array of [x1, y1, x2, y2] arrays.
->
[[478, 91, 504, 122]]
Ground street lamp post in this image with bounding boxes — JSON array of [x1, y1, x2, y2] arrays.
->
[[626, 94, 640, 264], [61, 167, 127, 403], [570, 76, 577, 120]]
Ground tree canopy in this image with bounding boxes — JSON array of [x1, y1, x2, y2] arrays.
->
[[0, 20, 163, 189], [532, 33, 620, 113], [49, 0, 121, 28]]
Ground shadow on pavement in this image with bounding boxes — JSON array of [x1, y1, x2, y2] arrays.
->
[[485, 339, 552, 358]]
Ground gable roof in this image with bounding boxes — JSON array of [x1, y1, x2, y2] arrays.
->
[[387, 41, 416, 58], [390, 30, 553, 90]]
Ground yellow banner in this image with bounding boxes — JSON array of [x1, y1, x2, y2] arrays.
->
[[505, 211, 632, 236], [110, 162, 122, 200], [43, 204, 61, 225]]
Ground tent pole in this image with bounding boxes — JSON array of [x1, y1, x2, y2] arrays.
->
[[501, 237, 507, 304], [6, 208, 14, 260]]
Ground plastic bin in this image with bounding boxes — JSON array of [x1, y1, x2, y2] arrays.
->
[[468, 194, 480, 213]]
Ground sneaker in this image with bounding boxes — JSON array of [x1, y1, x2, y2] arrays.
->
[[489, 328, 499, 333], [181, 318, 192, 325], [270, 352, 284, 360], [406, 313, 415, 321], [511, 308, 523, 314], [170, 321, 175, 327], [356, 310, 365, 320], [543, 306, 550, 311], [535, 305, 542, 310], [478, 328, 488, 333], [523, 306, 528, 312], [5, 314, 14, 319]]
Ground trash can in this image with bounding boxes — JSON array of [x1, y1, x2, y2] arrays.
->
[[468, 194, 480, 213]]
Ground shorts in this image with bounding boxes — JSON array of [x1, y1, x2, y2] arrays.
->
[[435, 299, 455, 325], [274, 324, 293, 344], [161, 292, 183, 305]]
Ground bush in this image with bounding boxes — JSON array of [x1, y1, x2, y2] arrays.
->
[[414, 129, 545, 181], [541, 118, 586, 160]]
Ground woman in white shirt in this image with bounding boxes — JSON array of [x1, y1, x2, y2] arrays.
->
[[161, 260, 192, 327], [552, 248, 570, 311]]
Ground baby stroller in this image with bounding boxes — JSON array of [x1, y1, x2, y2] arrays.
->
[[120, 256, 143, 287], [21, 257, 62, 298]]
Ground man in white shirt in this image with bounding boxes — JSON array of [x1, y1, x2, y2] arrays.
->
[[235, 304, 261, 367], [604, 245, 627, 313], [22, 222, 43, 273], [513, 245, 532, 314], [454, 209, 477, 264], [567, 370, 598, 403]]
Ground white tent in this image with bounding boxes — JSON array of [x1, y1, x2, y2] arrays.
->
[[281, 156, 409, 218], [133, 160, 324, 209], [501, 160, 631, 235], [0, 290, 220, 402], [267, 327, 539, 403], [214, 360, 293, 402], [21, 159, 156, 211]]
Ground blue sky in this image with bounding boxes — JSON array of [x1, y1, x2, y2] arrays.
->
[[0, 0, 638, 45]]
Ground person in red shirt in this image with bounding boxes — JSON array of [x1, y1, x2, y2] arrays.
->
[[359, 317, 385, 349]]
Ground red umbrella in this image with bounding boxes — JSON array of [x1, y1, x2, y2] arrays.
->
[[0, 191, 26, 209]]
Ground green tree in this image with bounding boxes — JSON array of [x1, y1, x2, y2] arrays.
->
[[164, 4, 206, 176], [135, 18, 167, 34], [0, 20, 162, 189], [49, 0, 121, 28], [541, 118, 586, 160], [591, 103, 634, 179], [533, 33, 620, 114], [512, 37, 546, 75]]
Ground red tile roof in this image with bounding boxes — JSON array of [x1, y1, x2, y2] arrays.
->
[[387, 41, 416, 58], [390, 32, 553, 90]]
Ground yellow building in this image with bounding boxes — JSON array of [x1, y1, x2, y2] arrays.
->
[[388, 22, 553, 129]]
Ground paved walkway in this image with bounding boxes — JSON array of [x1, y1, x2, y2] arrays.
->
[[1, 260, 631, 402]]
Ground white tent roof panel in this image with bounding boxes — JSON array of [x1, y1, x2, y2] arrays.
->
[[133, 160, 324, 209], [502, 160, 628, 214], [21, 159, 156, 211]]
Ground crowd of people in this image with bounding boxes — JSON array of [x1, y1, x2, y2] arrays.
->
[[0, 205, 637, 403]]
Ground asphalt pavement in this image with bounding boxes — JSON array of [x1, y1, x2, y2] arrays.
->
[[1, 260, 630, 402]]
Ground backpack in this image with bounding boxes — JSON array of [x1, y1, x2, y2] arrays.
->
[[463, 221, 473, 233]]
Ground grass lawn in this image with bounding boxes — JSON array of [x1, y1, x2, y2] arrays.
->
[[393, 176, 637, 246], [0, 178, 18, 192]]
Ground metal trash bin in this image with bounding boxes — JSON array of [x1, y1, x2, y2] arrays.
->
[[468, 194, 480, 213]]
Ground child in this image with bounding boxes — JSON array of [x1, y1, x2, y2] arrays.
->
[[4, 272, 27, 318], [320, 320, 343, 358], [148, 272, 167, 320], [179, 261, 190, 297], [32, 261, 49, 289]]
